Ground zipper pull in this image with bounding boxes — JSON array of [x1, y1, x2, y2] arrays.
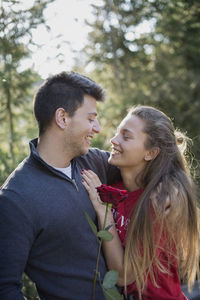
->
[[72, 179, 79, 192]]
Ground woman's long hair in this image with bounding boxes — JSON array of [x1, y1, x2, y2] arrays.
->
[[124, 105, 199, 299]]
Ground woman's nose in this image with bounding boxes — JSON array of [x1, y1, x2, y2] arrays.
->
[[110, 134, 119, 145]]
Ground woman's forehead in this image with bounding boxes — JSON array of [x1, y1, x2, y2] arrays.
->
[[118, 114, 145, 132]]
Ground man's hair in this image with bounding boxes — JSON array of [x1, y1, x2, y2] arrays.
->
[[33, 71, 105, 135]]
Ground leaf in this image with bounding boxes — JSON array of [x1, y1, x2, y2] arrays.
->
[[84, 211, 97, 236], [103, 270, 119, 289], [97, 230, 113, 241], [103, 287, 124, 300]]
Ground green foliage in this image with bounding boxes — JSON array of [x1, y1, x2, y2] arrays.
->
[[84, 211, 98, 236], [83, 0, 200, 193], [0, 0, 55, 176], [0, 0, 45, 176], [85, 205, 123, 300], [103, 286, 124, 300], [102, 270, 123, 300], [97, 230, 113, 241], [103, 270, 119, 289], [22, 274, 39, 300]]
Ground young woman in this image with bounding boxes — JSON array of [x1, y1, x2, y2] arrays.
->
[[82, 105, 199, 300]]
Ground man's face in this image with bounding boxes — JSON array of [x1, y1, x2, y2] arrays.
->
[[66, 95, 101, 158]]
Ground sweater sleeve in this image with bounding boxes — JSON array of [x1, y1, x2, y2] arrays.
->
[[77, 148, 121, 184], [0, 190, 35, 300]]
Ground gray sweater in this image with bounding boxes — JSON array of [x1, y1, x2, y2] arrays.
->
[[0, 138, 120, 300]]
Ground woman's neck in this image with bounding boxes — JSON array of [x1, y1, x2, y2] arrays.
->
[[120, 168, 142, 192]]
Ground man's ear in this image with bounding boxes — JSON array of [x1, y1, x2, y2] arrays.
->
[[144, 147, 160, 161], [55, 108, 68, 129]]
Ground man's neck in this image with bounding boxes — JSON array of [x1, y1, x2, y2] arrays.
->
[[36, 135, 71, 168]]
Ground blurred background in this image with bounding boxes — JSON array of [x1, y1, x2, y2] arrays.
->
[[0, 0, 200, 298]]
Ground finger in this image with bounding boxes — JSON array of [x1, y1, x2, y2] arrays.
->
[[82, 176, 98, 195], [81, 172, 98, 188], [81, 173, 93, 187], [82, 179, 103, 207], [83, 170, 96, 180], [96, 194, 103, 205], [82, 178, 90, 192], [82, 170, 102, 187], [87, 170, 102, 186], [84, 169, 96, 176]]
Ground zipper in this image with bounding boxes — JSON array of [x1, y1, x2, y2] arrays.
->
[[72, 179, 79, 192]]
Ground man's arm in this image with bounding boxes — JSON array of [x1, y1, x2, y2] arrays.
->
[[0, 190, 35, 300]]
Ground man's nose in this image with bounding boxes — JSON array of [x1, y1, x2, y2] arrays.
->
[[93, 119, 101, 133]]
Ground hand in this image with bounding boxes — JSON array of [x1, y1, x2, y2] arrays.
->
[[81, 170, 106, 213]]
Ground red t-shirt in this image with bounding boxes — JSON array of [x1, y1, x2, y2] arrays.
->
[[97, 182, 188, 300]]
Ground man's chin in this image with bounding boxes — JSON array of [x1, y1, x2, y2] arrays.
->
[[80, 147, 89, 156]]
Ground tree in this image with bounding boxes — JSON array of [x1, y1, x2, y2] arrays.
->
[[0, 0, 54, 184], [82, 0, 200, 184]]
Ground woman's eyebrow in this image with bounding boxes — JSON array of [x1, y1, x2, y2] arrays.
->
[[121, 128, 134, 135]]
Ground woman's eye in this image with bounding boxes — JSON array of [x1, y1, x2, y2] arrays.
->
[[89, 119, 94, 123], [123, 136, 129, 140]]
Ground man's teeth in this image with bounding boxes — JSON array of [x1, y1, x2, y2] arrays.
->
[[112, 149, 121, 154]]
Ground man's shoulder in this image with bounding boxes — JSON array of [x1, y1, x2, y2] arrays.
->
[[76, 148, 110, 168], [1, 155, 38, 192], [89, 147, 110, 158], [75, 148, 121, 185], [1, 158, 25, 184], [82, 147, 110, 160]]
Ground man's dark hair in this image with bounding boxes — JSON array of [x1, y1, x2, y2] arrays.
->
[[34, 71, 105, 135]]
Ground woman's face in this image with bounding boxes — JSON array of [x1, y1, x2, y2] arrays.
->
[[108, 114, 151, 171]]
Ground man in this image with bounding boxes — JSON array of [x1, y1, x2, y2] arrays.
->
[[0, 72, 120, 300]]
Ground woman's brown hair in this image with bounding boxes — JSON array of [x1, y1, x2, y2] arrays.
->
[[124, 105, 199, 299]]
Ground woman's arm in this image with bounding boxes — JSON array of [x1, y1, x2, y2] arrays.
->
[[81, 169, 135, 286]]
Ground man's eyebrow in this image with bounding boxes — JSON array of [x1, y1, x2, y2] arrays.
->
[[88, 112, 97, 117]]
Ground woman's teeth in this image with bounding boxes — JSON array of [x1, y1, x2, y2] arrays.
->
[[112, 149, 121, 154]]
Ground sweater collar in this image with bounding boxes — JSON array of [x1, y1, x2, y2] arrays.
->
[[29, 138, 76, 180]]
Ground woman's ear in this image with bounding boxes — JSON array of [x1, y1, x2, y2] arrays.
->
[[144, 147, 160, 161], [55, 108, 68, 129]]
